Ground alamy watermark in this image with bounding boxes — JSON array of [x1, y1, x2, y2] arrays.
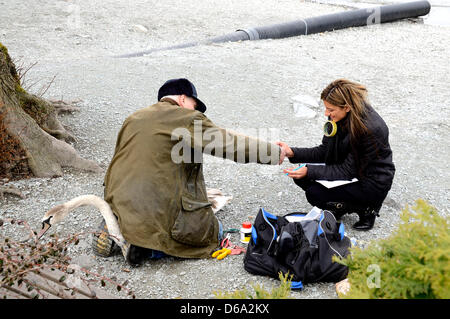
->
[[170, 121, 282, 176], [366, 264, 381, 289], [366, 7, 381, 27]]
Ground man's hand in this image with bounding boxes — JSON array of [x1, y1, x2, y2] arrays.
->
[[276, 141, 294, 159], [278, 146, 286, 165]]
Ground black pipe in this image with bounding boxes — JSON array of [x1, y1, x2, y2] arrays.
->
[[115, 1, 431, 58]]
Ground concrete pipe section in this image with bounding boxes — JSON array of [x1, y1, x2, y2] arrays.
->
[[115, 0, 431, 58]]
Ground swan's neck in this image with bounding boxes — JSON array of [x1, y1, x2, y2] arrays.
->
[[66, 195, 110, 212], [66, 195, 125, 244]]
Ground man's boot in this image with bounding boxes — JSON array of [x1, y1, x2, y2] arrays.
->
[[126, 244, 152, 266], [92, 219, 118, 257], [352, 207, 380, 231]]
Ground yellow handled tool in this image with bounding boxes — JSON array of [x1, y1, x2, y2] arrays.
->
[[212, 248, 231, 260]]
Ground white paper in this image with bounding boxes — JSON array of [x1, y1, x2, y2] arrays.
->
[[315, 178, 358, 189], [291, 94, 319, 109], [285, 206, 322, 223], [292, 103, 316, 119]]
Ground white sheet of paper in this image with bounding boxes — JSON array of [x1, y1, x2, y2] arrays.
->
[[289, 163, 358, 189], [285, 206, 322, 223], [316, 178, 358, 189]]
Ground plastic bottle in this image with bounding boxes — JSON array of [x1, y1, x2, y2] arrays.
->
[[240, 222, 252, 244]]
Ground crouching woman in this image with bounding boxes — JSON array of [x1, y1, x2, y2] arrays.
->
[[277, 79, 395, 230]]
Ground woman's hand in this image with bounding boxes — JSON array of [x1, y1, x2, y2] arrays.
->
[[283, 165, 308, 179], [275, 141, 294, 158]]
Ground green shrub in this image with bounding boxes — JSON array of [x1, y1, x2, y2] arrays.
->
[[334, 199, 449, 299], [214, 272, 293, 299]]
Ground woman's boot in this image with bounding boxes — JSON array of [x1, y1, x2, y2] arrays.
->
[[323, 202, 348, 220], [352, 207, 380, 231]]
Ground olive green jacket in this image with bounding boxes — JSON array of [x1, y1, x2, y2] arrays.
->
[[104, 99, 280, 258]]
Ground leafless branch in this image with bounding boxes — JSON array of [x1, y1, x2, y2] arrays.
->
[[37, 75, 57, 98]]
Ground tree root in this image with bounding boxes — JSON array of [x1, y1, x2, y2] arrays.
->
[[44, 99, 82, 143], [48, 99, 82, 115], [1, 43, 102, 179], [50, 135, 103, 175], [42, 127, 76, 143], [0, 184, 24, 200]]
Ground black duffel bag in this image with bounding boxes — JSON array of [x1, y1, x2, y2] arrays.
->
[[243, 207, 351, 290]]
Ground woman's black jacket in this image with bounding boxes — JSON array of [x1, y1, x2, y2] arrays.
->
[[289, 105, 395, 197]]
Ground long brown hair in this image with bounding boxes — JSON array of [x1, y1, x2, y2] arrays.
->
[[320, 78, 369, 142]]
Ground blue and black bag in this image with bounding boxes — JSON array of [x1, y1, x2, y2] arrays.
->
[[243, 207, 351, 290]]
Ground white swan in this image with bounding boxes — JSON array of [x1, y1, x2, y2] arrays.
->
[[39, 194, 129, 258], [38, 189, 232, 258]]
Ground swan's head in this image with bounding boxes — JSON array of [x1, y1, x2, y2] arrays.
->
[[37, 204, 70, 239], [41, 204, 70, 225]]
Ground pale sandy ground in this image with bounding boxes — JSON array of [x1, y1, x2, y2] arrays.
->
[[0, 0, 449, 299]]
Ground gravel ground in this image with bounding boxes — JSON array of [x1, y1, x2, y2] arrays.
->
[[1, 0, 449, 299]]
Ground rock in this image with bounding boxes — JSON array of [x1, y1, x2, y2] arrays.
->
[[335, 278, 350, 298], [72, 254, 96, 269], [131, 24, 148, 33]]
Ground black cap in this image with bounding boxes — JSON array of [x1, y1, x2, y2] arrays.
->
[[157, 78, 206, 113]]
